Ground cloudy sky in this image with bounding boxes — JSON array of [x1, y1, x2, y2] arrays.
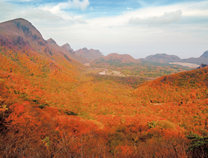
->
[[0, 0, 208, 59]]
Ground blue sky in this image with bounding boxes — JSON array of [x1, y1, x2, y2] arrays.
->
[[0, 0, 208, 58]]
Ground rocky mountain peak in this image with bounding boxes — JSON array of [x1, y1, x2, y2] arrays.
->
[[61, 43, 74, 53], [47, 38, 57, 45], [200, 50, 208, 58], [75, 47, 104, 60]]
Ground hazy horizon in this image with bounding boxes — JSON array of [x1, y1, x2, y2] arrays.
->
[[0, 0, 207, 59]]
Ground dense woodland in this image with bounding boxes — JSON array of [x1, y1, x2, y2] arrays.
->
[[0, 19, 208, 158], [1, 46, 208, 157]]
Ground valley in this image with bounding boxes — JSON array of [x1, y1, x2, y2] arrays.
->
[[0, 18, 208, 158]]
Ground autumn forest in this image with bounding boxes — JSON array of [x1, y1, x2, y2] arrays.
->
[[0, 18, 208, 158]]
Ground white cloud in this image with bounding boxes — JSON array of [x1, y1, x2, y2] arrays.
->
[[129, 10, 182, 25], [22, 8, 65, 21], [38, 0, 90, 21], [0, 1, 87, 25], [58, 0, 90, 11], [85, 0, 208, 28], [138, 0, 146, 6]]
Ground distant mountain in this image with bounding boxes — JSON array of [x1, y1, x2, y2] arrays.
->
[[182, 50, 208, 64], [144, 51, 208, 65], [75, 47, 104, 60], [62, 43, 74, 53], [93, 53, 138, 65], [105, 53, 138, 63], [47, 38, 58, 45], [182, 57, 208, 65], [45, 39, 89, 64], [200, 50, 208, 58], [45, 37, 73, 61], [145, 53, 181, 63], [61, 43, 89, 64]]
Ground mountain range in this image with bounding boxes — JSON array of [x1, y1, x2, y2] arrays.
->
[[145, 53, 181, 63], [93, 53, 138, 64], [75, 47, 104, 61], [92, 51, 208, 67], [144, 52, 208, 65], [1, 18, 207, 68], [0, 18, 104, 67]]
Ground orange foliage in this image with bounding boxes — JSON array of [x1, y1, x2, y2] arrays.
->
[[0, 43, 208, 157]]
